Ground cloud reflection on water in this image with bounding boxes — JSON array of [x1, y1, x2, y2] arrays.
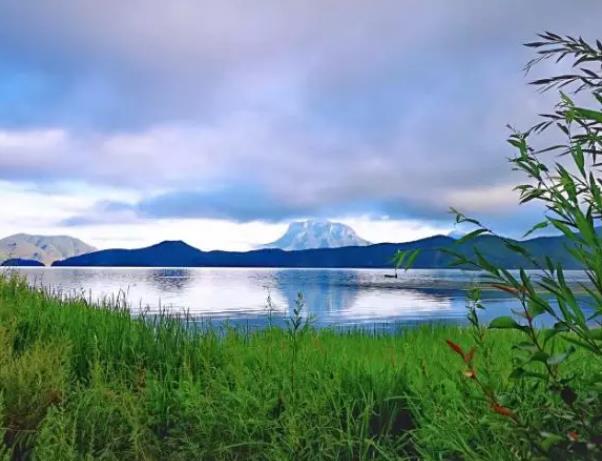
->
[[5, 267, 590, 329]]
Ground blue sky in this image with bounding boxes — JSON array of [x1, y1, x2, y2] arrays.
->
[[0, 1, 601, 250]]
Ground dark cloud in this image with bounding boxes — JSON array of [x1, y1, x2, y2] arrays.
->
[[1, 1, 601, 232], [137, 186, 315, 222]]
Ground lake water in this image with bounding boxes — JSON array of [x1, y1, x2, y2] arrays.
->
[[2, 267, 593, 331]]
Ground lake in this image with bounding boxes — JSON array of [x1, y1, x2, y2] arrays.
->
[[2, 267, 593, 331]]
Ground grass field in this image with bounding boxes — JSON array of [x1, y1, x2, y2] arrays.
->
[[0, 274, 598, 460]]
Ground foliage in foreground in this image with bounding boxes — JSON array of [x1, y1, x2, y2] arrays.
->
[[406, 33, 602, 459], [0, 274, 601, 460]]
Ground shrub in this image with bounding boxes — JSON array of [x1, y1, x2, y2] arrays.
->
[[439, 33, 602, 459]]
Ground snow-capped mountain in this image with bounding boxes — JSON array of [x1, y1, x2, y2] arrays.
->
[[260, 220, 371, 251]]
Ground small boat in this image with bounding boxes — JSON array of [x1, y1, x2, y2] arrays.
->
[[384, 268, 398, 279]]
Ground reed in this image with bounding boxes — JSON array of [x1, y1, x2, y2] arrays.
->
[[0, 274, 599, 460]]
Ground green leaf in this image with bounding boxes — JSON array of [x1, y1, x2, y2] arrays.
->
[[404, 249, 420, 270], [540, 432, 565, 451], [456, 228, 488, 244], [571, 144, 585, 177], [509, 367, 547, 380], [504, 241, 530, 257], [549, 219, 579, 244], [586, 329, 602, 341], [543, 327, 563, 345], [513, 341, 538, 353], [473, 248, 500, 276], [449, 207, 482, 227], [523, 220, 549, 238], [527, 298, 549, 318], [529, 351, 550, 363], [391, 250, 406, 269], [546, 347, 575, 366], [563, 335, 598, 353], [509, 367, 526, 379], [489, 316, 524, 331], [573, 107, 602, 124]]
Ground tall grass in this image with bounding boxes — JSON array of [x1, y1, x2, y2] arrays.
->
[[0, 274, 599, 460]]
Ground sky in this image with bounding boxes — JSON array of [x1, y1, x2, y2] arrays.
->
[[1, 1, 601, 250]]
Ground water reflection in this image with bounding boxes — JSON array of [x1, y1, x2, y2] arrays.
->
[[269, 269, 361, 318], [3, 267, 591, 329], [339, 288, 456, 323], [148, 268, 193, 292]]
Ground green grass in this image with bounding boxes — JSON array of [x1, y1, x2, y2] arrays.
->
[[0, 274, 598, 460]]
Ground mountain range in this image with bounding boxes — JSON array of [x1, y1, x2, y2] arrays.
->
[[260, 220, 370, 250], [52, 232, 581, 269], [0, 234, 96, 265]]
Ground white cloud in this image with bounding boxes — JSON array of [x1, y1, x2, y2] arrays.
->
[[446, 184, 520, 214], [58, 219, 287, 251], [338, 216, 452, 244], [0, 179, 451, 249], [0, 0, 600, 245]]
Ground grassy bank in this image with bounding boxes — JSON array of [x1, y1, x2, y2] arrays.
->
[[0, 275, 597, 460]]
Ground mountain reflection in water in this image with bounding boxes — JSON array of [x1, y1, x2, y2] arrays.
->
[[4, 267, 593, 330]]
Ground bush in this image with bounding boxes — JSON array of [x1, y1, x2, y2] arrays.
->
[[438, 33, 602, 459]]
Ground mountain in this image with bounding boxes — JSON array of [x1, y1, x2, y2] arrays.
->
[[260, 220, 371, 250], [52, 240, 203, 267], [0, 234, 96, 265], [53, 235, 450, 268], [52, 233, 581, 269], [1, 258, 45, 267]]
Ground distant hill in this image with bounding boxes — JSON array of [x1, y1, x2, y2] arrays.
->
[[1, 258, 45, 267], [260, 220, 370, 250], [53, 240, 203, 268], [53, 233, 581, 269], [0, 234, 96, 265]]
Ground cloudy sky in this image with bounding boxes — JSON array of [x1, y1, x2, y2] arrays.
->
[[1, 1, 601, 250]]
